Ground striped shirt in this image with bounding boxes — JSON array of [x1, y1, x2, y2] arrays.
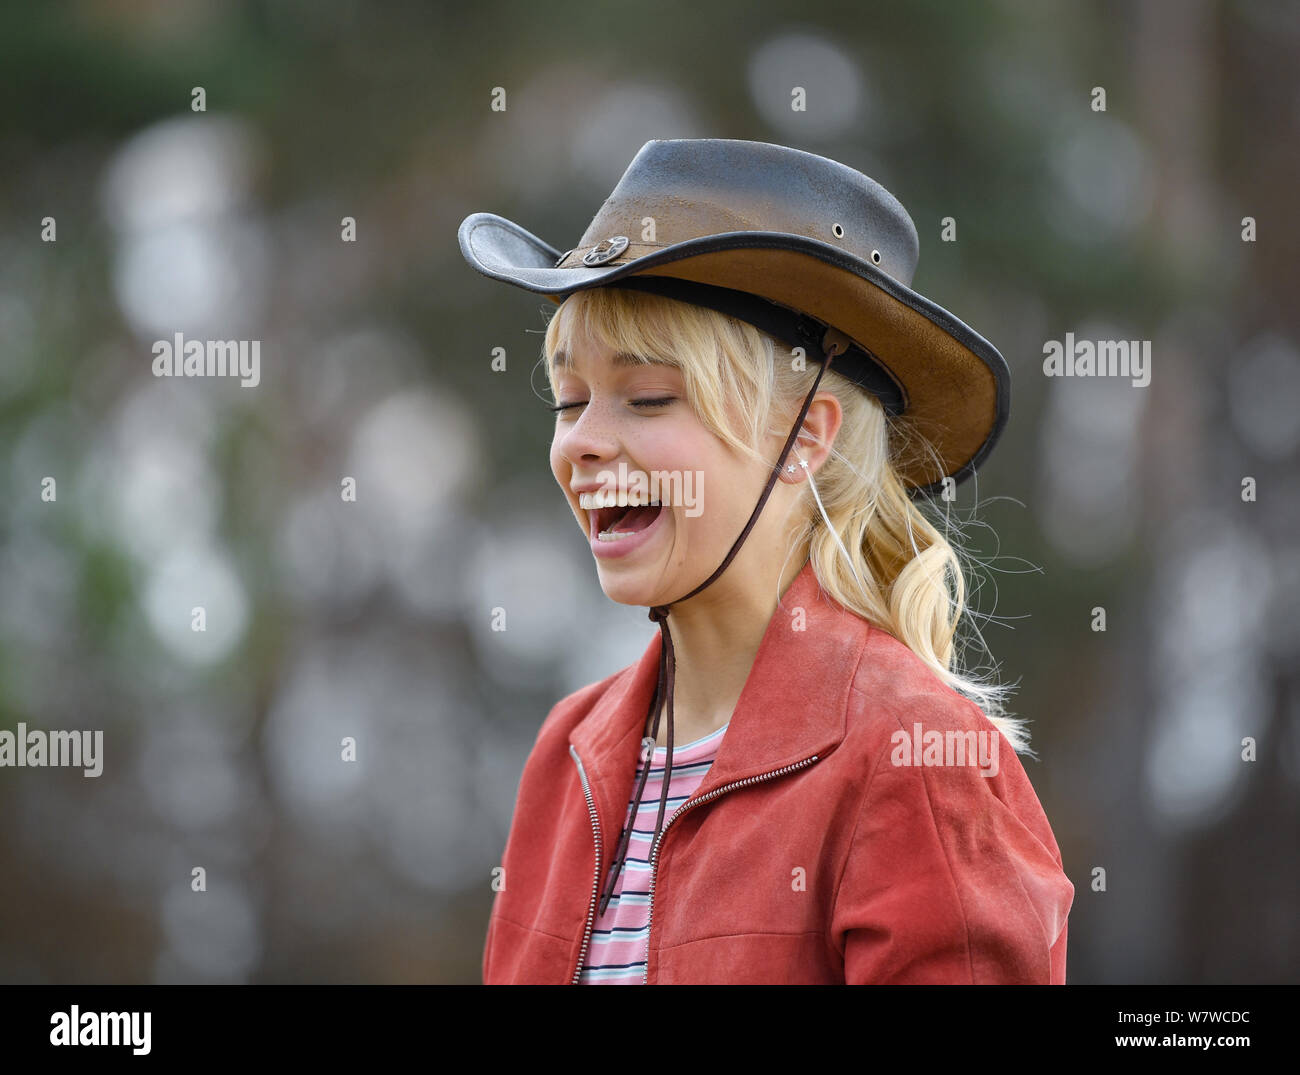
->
[[579, 721, 729, 984]]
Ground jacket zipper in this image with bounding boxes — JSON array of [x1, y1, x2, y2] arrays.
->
[[641, 754, 821, 983], [569, 744, 602, 985]]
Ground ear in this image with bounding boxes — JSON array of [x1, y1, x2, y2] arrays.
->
[[779, 391, 842, 483]]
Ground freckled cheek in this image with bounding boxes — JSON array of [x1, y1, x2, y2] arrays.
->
[[680, 450, 741, 545], [655, 445, 714, 549], [633, 427, 692, 470]]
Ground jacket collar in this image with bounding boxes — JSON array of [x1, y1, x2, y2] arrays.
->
[[568, 559, 872, 839]]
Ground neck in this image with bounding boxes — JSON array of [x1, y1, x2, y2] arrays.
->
[[653, 547, 809, 739]]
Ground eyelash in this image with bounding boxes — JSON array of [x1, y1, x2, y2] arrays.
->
[[546, 397, 675, 414]]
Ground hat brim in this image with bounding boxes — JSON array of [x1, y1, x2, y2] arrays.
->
[[458, 212, 1009, 498]]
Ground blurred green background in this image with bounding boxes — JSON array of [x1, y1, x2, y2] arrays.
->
[[0, 0, 1297, 983]]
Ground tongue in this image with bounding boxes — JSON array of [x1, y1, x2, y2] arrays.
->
[[610, 504, 662, 533]]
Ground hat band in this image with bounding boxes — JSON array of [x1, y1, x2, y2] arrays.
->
[[593, 275, 906, 417]]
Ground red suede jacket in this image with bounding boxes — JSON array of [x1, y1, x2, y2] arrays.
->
[[483, 561, 1074, 984]]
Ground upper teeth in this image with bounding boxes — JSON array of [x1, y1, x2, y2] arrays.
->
[[579, 490, 663, 509]]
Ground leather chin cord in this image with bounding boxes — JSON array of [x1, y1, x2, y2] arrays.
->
[[596, 336, 843, 916]]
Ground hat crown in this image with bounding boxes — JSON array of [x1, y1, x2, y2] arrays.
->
[[568, 139, 921, 287]]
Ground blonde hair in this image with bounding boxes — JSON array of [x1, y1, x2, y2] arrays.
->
[[541, 286, 1032, 755]]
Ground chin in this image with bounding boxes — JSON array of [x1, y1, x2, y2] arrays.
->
[[592, 566, 661, 608]]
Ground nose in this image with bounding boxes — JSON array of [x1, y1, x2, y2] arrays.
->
[[556, 398, 620, 465]]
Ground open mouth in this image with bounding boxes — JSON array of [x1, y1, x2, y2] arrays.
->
[[590, 502, 663, 541]]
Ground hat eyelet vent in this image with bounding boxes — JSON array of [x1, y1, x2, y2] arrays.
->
[[870, 249, 881, 264], [831, 223, 844, 239]]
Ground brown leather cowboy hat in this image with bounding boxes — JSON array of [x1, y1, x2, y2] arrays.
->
[[457, 137, 1010, 497]]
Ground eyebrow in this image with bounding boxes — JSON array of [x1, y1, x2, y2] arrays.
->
[[549, 349, 676, 373]]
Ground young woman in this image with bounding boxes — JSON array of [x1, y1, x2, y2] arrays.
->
[[459, 139, 1074, 984]]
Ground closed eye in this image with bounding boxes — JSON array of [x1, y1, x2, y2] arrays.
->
[[546, 397, 676, 414]]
